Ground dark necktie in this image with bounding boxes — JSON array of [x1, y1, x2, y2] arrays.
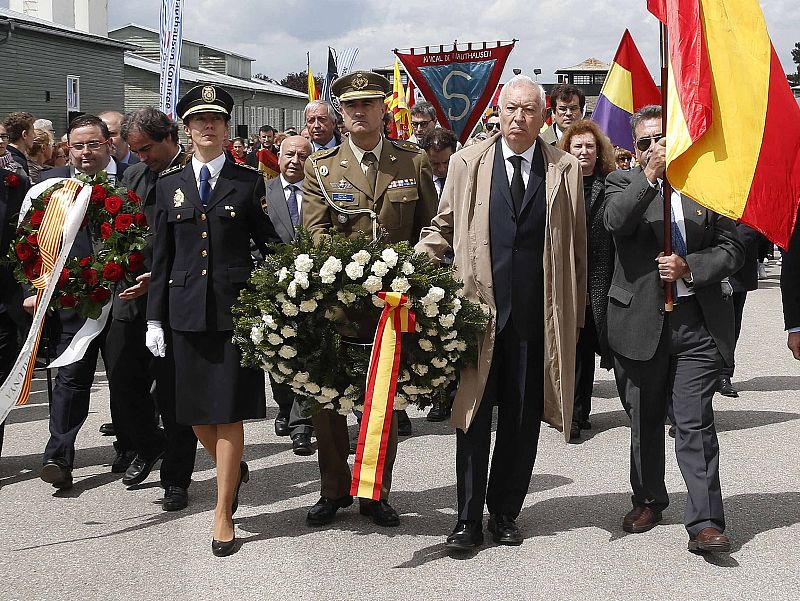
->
[[286, 184, 300, 226], [435, 177, 445, 198], [362, 151, 378, 196], [670, 202, 688, 297], [199, 165, 212, 206], [508, 155, 525, 215]]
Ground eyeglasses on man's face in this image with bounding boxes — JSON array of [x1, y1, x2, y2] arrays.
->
[[485, 121, 500, 130], [635, 134, 663, 152], [69, 140, 110, 151]]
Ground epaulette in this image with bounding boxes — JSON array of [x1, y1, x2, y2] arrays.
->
[[309, 146, 338, 161], [233, 162, 261, 173], [159, 164, 183, 178], [390, 138, 422, 153]]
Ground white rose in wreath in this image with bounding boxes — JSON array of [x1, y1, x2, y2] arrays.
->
[[423, 304, 439, 318], [381, 248, 399, 267], [262, 313, 278, 329], [267, 333, 283, 345], [282, 302, 299, 317], [337, 290, 357, 305], [345, 261, 364, 280], [279, 346, 298, 359], [294, 271, 310, 289], [439, 314, 456, 328], [390, 276, 411, 293], [371, 260, 390, 277], [320, 256, 343, 283], [294, 254, 314, 273], [304, 382, 321, 394], [286, 281, 298, 298], [363, 275, 383, 294], [339, 397, 355, 414], [352, 250, 371, 265], [299, 299, 318, 312], [400, 261, 414, 275], [250, 326, 264, 344], [280, 325, 296, 338], [278, 362, 293, 374], [372, 296, 386, 308], [431, 357, 448, 368], [294, 371, 310, 383], [276, 267, 289, 282], [419, 339, 434, 351]]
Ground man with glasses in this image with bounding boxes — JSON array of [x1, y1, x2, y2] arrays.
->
[[604, 104, 743, 553], [540, 84, 585, 145], [408, 101, 437, 144], [483, 112, 501, 136], [416, 75, 586, 550], [29, 115, 131, 489]]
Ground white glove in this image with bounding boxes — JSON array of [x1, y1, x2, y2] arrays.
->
[[146, 320, 166, 357]]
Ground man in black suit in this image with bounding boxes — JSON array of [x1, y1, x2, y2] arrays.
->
[[116, 107, 198, 509], [718, 223, 760, 396], [2, 112, 35, 176], [781, 206, 800, 359], [28, 115, 129, 488], [100, 111, 140, 167], [262, 135, 315, 455], [0, 166, 29, 457], [604, 104, 744, 553]]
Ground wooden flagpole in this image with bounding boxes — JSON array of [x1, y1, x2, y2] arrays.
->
[[660, 22, 674, 312]]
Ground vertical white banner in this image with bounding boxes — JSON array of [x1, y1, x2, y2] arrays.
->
[[159, 0, 184, 120]]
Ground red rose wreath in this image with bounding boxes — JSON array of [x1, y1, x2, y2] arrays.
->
[[8, 173, 148, 319]]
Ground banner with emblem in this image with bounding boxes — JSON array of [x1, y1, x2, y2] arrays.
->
[[159, 0, 184, 120], [395, 41, 516, 144]]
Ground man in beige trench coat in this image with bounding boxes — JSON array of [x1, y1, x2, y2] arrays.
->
[[415, 75, 587, 550]]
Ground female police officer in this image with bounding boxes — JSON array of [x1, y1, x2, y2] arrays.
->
[[146, 85, 279, 556]]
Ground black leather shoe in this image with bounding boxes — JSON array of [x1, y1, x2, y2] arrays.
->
[[41, 460, 73, 489], [232, 461, 249, 515], [211, 536, 237, 557], [274, 415, 290, 437], [579, 419, 592, 430], [291, 432, 314, 456], [445, 520, 484, 550], [162, 486, 189, 511], [359, 499, 400, 527], [426, 402, 451, 422], [668, 425, 676, 439], [488, 514, 523, 545], [111, 449, 136, 473], [569, 422, 581, 442], [397, 410, 412, 436], [718, 377, 739, 398], [307, 495, 353, 526], [99, 422, 115, 436], [122, 451, 164, 487]]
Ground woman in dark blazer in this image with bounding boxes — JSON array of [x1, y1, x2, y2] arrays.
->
[[559, 120, 616, 441], [147, 85, 279, 556]]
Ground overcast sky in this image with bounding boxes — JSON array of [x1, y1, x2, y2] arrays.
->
[[3, 0, 798, 84]]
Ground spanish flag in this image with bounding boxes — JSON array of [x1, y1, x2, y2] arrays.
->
[[307, 53, 319, 102], [256, 148, 279, 181], [388, 59, 411, 140], [650, 0, 800, 248], [592, 30, 661, 151]]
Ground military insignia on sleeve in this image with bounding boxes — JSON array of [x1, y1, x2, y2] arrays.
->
[[337, 213, 349, 224], [351, 73, 369, 90], [330, 179, 353, 190], [319, 165, 329, 176], [387, 179, 416, 189], [174, 188, 185, 207], [389, 155, 397, 162], [202, 86, 216, 102]]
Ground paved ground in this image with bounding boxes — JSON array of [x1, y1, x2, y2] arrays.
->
[[1, 260, 798, 601]]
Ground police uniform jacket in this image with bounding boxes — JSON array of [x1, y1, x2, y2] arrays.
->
[[147, 159, 279, 332], [302, 137, 438, 245]]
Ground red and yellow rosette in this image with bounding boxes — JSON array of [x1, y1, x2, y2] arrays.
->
[[350, 291, 415, 500]]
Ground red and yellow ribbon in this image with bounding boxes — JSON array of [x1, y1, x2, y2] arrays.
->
[[350, 292, 415, 500]]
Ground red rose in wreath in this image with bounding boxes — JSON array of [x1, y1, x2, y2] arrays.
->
[[115, 213, 134, 232], [100, 222, 113, 240], [90, 185, 108, 204], [89, 287, 112, 303], [80, 256, 93, 268], [59, 293, 78, 308], [5, 174, 20, 188], [26, 233, 38, 246], [127, 251, 145, 272], [105, 195, 123, 215], [102, 261, 125, 282], [23, 258, 42, 280], [30, 210, 45, 227], [127, 190, 141, 205], [134, 213, 148, 228], [16, 242, 35, 262], [56, 268, 70, 289], [81, 268, 99, 286]]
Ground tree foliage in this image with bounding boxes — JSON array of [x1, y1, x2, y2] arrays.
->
[[789, 42, 800, 86], [279, 71, 323, 93]]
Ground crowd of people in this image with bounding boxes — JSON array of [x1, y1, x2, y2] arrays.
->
[[0, 71, 797, 559]]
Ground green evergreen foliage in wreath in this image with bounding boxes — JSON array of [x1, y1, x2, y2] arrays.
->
[[233, 229, 489, 415]]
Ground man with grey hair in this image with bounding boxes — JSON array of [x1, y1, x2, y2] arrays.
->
[[416, 74, 586, 550], [304, 100, 340, 151], [33, 118, 56, 140], [408, 101, 437, 144], [100, 110, 139, 166], [604, 103, 743, 553]]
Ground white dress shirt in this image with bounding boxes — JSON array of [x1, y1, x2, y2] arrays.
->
[[500, 137, 536, 188], [75, 157, 117, 183], [280, 174, 304, 219], [191, 152, 226, 190]]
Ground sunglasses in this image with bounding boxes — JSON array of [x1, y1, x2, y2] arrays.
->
[[485, 122, 500, 130], [635, 134, 663, 152]]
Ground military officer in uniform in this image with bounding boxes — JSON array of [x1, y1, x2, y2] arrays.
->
[[146, 85, 280, 557], [302, 70, 438, 528]]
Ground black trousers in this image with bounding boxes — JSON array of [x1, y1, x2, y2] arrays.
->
[[0, 311, 19, 458], [719, 291, 746, 379], [613, 298, 725, 536], [456, 321, 544, 521], [270, 376, 312, 436], [573, 306, 599, 425]]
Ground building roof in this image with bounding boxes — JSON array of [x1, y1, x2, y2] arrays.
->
[[0, 7, 138, 50], [109, 24, 255, 61], [124, 52, 307, 99], [556, 58, 610, 73]]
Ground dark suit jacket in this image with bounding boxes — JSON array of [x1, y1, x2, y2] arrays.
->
[[585, 174, 615, 367], [604, 167, 744, 365], [1, 167, 28, 318], [264, 177, 298, 244], [729, 222, 760, 293], [7, 145, 29, 176], [781, 206, 800, 329], [147, 160, 280, 332]]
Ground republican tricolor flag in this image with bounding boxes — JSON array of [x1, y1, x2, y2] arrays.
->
[[650, 0, 800, 248], [592, 30, 661, 151]]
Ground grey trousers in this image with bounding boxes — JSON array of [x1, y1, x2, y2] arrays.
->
[[613, 298, 725, 536]]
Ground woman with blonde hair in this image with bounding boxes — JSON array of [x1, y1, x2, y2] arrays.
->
[[558, 120, 616, 440], [26, 128, 54, 184]]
